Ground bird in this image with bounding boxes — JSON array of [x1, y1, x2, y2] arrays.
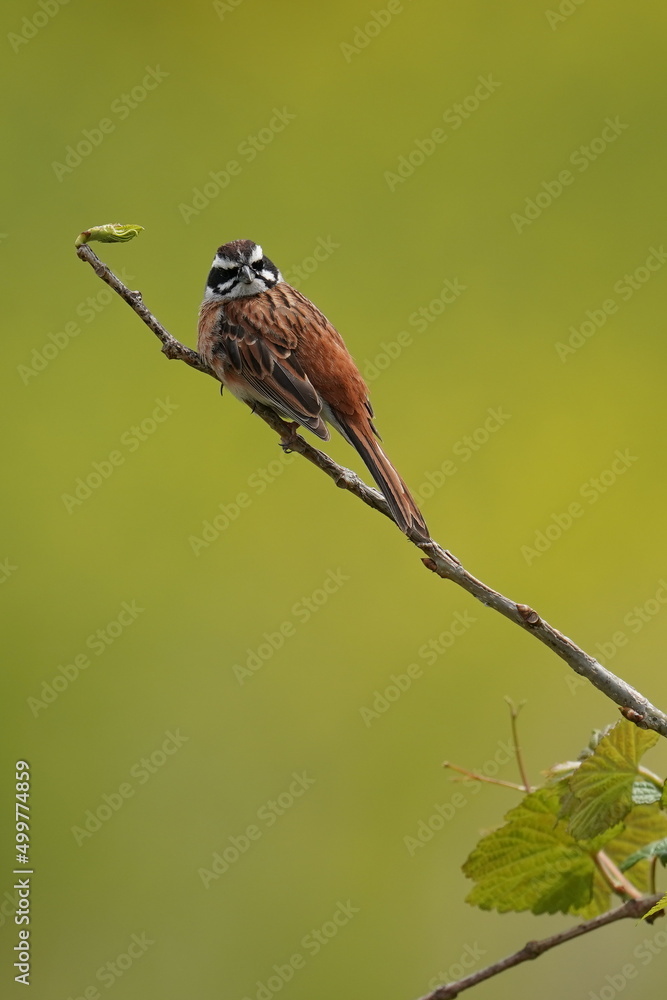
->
[[197, 239, 429, 539]]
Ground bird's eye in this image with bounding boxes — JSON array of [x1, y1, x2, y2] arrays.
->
[[254, 259, 264, 270]]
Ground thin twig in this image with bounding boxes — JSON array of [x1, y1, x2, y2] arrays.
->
[[594, 851, 643, 900], [505, 697, 531, 792], [442, 760, 527, 792], [650, 856, 658, 896], [75, 245, 667, 739], [418, 895, 663, 1000], [638, 765, 665, 787]]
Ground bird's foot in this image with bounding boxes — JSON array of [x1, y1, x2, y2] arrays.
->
[[279, 421, 301, 453]]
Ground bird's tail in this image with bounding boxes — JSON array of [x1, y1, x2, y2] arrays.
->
[[335, 415, 429, 539]]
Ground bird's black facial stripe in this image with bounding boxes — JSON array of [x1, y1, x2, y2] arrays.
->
[[204, 248, 282, 299], [208, 265, 238, 290], [255, 259, 279, 280]]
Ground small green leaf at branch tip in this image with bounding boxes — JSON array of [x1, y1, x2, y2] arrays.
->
[[75, 223, 144, 248]]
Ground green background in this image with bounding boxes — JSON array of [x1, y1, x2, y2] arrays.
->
[[2, 1, 667, 997]]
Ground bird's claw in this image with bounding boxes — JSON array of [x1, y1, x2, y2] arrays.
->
[[280, 421, 300, 453]]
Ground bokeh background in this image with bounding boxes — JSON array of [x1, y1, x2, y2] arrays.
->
[[3, 1, 667, 998]]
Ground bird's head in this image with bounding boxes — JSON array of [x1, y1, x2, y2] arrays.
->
[[203, 239, 282, 301]]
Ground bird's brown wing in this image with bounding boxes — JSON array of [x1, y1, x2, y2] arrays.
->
[[228, 287, 428, 537], [217, 282, 428, 538], [241, 285, 372, 420], [205, 296, 329, 440]]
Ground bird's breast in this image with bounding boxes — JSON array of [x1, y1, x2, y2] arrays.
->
[[197, 299, 225, 362]]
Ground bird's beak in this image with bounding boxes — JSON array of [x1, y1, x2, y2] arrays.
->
[[240, 265, 254, 284]]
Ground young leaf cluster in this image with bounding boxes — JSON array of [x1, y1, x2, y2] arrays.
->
[[464, 720, 667, 918]]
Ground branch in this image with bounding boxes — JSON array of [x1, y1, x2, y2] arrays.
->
[[442, 760, 528, 793], [505, 697, 531, 792], [76, 244, 667, 738], [77, 244, 212, 376], [594, 850, 643, 900], [418, 895, 664, 1000]]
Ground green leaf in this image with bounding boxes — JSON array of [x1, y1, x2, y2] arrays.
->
[[75, 223, 144, 247], [620, 837, 667, 872], [566, 805, 667, 917], [632, 780, 662, 805], [571, 866, 612, 920], [606, 805, 667, 886], [662, 779, 667, 809], [463, 787, 617, 916], [564, 720, 659, 840], [642, 891, 667, 920]]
